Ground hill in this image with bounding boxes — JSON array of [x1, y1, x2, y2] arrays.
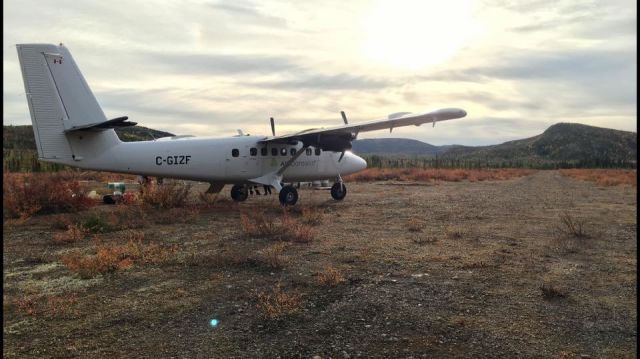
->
[[438, 123, 636, 167], [353, 123, 636, 168], [352, 138, 441, 155]]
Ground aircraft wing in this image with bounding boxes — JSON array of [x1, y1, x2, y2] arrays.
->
[[259, 107, 466, 151]]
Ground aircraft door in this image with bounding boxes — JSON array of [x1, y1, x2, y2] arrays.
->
[[224, 144, 260, 180]]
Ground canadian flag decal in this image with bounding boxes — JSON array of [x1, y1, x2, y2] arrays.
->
[[53, 58, 63, 64]]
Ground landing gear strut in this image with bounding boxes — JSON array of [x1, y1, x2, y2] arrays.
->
[[331, 181, 347, 200], [279, 185, 298, 206], [230, 184, 248, 202]]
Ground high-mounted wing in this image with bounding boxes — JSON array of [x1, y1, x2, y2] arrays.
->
[[259, 108, 466, 152]]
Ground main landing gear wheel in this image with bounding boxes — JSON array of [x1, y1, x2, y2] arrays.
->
[[230, 184, 248, 202], [279, 186, 298, 206], [331, 182, 347, 201]]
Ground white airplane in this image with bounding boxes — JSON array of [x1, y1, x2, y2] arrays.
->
[[16, 43, 467, 205]]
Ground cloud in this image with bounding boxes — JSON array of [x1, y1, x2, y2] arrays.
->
[[252, 73, 394, 90], [209, 1, 288, 28], [3, 0, 636, 146], [139, 51, 301, 75]]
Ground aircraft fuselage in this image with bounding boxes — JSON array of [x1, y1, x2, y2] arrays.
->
[[64, 134, 367, 183]]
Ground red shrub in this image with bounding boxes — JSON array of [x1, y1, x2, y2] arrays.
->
[[3, 172, 96, 220], [560, 169, 636, 187], [344, 168, 536, 183]]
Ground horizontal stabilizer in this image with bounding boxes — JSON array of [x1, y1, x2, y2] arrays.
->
[[64, 116, 137, 132]]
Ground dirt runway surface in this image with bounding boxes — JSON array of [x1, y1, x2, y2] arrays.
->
[[3, 171, 637, 358]]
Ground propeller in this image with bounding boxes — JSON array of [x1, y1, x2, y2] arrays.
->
[[340, 111, 348, 125], [338, 151, 346, 162], [270, 117, 276, 136]]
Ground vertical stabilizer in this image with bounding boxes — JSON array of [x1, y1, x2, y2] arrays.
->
[[16, 43, 119, 165]]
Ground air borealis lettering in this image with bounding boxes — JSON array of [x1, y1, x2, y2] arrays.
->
[[155, 155, 191, 165]]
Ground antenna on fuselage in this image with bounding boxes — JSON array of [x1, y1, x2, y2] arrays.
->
[[270, 117, 276, 136], [340, 111, 348, 125]]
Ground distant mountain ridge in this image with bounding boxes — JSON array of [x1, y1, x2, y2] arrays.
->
[[2, 122, 636, 170], [353, 123, 636, 167]]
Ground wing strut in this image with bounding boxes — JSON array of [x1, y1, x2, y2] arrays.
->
[[249, 145, 309, 192]]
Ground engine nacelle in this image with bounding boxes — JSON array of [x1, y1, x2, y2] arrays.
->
[[316, 133, 353, 152]]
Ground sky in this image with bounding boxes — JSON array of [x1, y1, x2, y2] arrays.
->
[[3, 0, 637, 146]]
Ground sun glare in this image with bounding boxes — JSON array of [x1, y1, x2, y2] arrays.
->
[[361, 0, 479, 70]]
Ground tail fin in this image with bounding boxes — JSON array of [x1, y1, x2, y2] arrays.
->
[[16, 43, 119, 165]]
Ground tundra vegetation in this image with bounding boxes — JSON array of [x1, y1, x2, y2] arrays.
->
[[3, 169, 636, 358]]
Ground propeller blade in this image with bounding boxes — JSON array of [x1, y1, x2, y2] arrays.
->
[[270, 117, 275, 136], [340, 111, 348, 125], [338, 151, 345, 162]]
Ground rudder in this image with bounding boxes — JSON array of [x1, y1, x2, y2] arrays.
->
[[16, 43, 118, 165]]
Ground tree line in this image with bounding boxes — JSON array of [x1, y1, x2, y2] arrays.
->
[[363, 155, 637, 170]]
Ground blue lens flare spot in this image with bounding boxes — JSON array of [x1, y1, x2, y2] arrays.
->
[[209, 319, 219, 327]]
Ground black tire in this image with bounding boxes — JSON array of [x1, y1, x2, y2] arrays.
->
[[279, 186, 298, 206], [331, 182, 347, 200], [103, 195, 116, 205], [230, 184, 248, 202]]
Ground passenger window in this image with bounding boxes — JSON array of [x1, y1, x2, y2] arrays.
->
[[315, 148, 321, 156], [280, 148, 287, 156], [250, 148, 257, 156], [290, 148, 296, 155], [306, 148, 312, 156], [232, 149, 239, 157], [271, 148, 278, 156], [261, 148, 268, 156]]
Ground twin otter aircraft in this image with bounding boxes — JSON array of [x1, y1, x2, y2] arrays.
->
[[16, 43, 467, 205]]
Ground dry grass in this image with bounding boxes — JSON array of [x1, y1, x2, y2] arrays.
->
[[3, 172, 96, 220], [45, 294, 79, 317], [300, 206, 324, 225], [256, 242, 290, 269], [240, 209, 315, 243], [345, 168, 537, 183], [13, 295, 38, 316], [407, 218, 423, 232], [139, 182, 191, 209], [560, 169, 636, 187], [10, 292, 77, 317], [540, 283, 566, 300], [152, 206, 200, 225], [52, 205, 149, 234], [557, 212, 589, 239], [61, 231, 177, 278], [446, 225, 465, 239], [52, 224, 87, 244], [412, 235, 438, 245], [316, 266, 346, 286], [256, 282, 303, 320]]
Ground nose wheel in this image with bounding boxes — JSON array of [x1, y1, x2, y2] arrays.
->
[[230, 184, 248, 202], [279, 185, 298, 206], [331, 182, 347, 200]]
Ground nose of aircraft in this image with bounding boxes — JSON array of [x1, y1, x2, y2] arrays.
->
[[341, 152, 367, 174]]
